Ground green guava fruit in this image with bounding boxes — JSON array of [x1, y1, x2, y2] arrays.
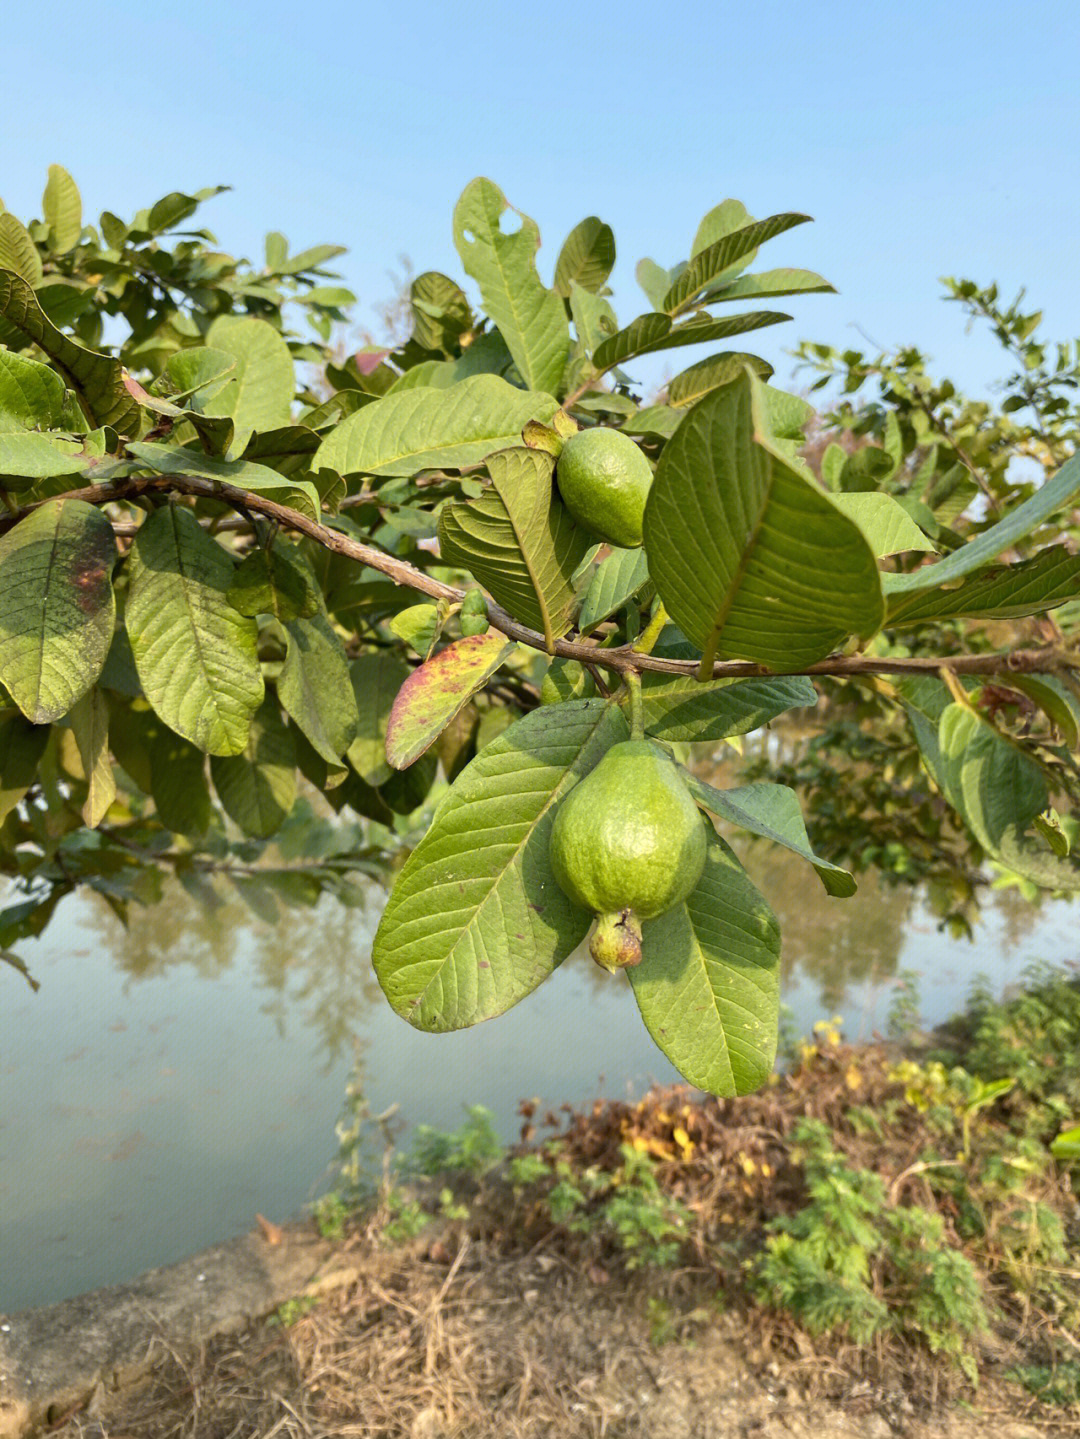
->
[[555, 427, 653, 549], [549, 739, 707, 972]]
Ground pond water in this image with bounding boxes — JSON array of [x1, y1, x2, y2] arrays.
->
[[2, 843, 1076, 1315]]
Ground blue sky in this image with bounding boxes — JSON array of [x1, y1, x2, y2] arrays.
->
[[1, 1, 1077, 400]]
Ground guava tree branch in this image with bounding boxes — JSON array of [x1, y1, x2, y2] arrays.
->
[[6, 475, 1078, 685]]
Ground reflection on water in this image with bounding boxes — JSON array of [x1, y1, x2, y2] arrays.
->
[[3, 833, 1076, 1314]]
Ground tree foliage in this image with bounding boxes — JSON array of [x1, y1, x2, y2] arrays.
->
[[1, 167, 1078, 1094]]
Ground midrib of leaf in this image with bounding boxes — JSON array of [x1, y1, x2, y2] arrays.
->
[[409, 703, 613, 1010], [499, 488, 554, 651], [700, 448, 773, 667], [665, 920, 737, 1094], [30, 518, 64, 718], [169, 509, 229, 723]]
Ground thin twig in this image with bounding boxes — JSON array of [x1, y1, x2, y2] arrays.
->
[[4, 474, 1076, 685]]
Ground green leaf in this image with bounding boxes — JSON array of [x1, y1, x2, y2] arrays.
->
[[706, 268, 835, 304], [828, 492, 937, 557], [1050, 1125, 1080, 1162], [638, 672, 817, 742], [127, 441, 320, 521], [126, 505, 263, 755], [372, 698, 629, 1030], [884, 450, 1080, 600], [684, 776, 856, 896], [410, 271, 474, 353], [164, 347, 237, 403], [275, 243, 347, 275], [210, 698, 296, 838], [0, 431, 94, 488], [593, 309, 791, 376], [997, 674, 1080, 749], [667, 352, 773, 408], [227, 545, 320, 622], [386, 331, 516, 394], [886, 548, 1080, 627], [149, 728, 212, 835], [643, 371, 884, 668], [315, 373, 558, 479], [0, 498, 116, 723], [577, 548, 652, 631], [0, 269, 141, 433], [628, 830, 780, 1096], [554, 217, 616, 298], [568, 282, 619, 360], [278, 610, 358, 765], [67, 686, 115, 827], [0, 350, 67, 429], [388, 603, 441, 657], [662, 214, 811, 315], [636, 257, 675, 310], [620, 406, 683, 439], [937, 703, 1049, 853], [0, 216, 43, 285], [452, 177, 569, 396], [42, 165, 82, 253], [438, 447, 589, 649], [202, 316, 296, 456], [691, 199, 754, 258], [346, 650, 411, 785], [386, 632, 516, 770], [0, 712, 49, 823]]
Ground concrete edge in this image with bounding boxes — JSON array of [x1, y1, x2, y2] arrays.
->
[[0, 1221, 340, 1438]]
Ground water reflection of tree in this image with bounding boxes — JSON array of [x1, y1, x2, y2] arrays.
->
[[77, 879, 385, 1064], [735, 841, 915, 1011]]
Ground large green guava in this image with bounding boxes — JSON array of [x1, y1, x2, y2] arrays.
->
[[554, 426, 653, 549], [549, 739, 707, 971]]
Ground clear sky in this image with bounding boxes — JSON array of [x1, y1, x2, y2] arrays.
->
[[1, 1, 1077, 400]]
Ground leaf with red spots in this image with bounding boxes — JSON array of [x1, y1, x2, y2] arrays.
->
[[386, 632, 515, 771], [0, 497, 116, 723]]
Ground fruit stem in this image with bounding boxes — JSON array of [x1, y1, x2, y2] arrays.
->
[[633, 602, 668, 657], [625, 671, 644, 739]]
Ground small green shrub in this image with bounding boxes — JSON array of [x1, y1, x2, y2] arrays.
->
[[752, 1119, 987, 1378], [408, 1105, 504, 1178]]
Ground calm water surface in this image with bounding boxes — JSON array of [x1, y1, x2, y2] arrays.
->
[[2, 845, 1076, 1313]]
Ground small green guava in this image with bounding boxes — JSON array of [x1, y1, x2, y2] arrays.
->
[[549, 739, 707, 972], [555, 426, 653, 549]]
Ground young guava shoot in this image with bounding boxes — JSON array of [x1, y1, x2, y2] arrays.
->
[[549, 739, 707, 971]]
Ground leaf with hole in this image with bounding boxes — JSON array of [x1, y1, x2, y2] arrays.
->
[[453, 178, 569, 396]]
